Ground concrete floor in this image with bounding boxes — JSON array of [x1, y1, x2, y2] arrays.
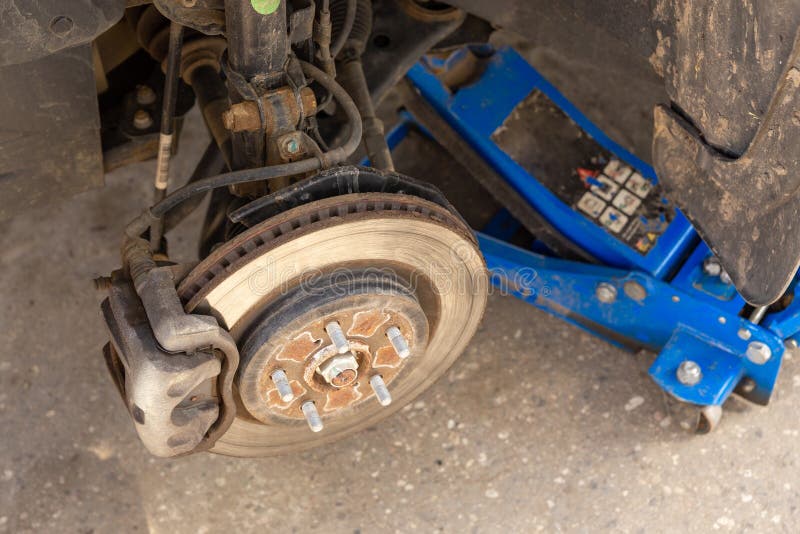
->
[[2, 110, 800, 534]]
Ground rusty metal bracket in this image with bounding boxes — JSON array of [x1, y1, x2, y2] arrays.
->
[[653, 29, 800, 306], [102, 270, 237, 457], [221, 86, 317, 133]]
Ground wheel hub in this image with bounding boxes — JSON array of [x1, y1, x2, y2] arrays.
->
[[236, 272, 428, 426]]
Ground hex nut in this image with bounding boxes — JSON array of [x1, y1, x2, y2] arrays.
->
[[676, 360, 702, 386], [316, 353, 359, 387], [278, 133, 303, 159], [595, 283, 617, 303], [745, 341, 772, 365], [133, 109, 154, 130]]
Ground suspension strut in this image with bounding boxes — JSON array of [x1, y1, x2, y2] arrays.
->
[[223, 0, 292, 195]]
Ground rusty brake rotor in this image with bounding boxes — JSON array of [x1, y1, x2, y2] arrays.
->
[[177, 192, 487, 457]]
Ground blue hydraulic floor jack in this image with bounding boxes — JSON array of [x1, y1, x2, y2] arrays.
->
[[379, 45, 800, 430]]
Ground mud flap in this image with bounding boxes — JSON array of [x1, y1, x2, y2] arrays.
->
[[653, 29, 800, 306]]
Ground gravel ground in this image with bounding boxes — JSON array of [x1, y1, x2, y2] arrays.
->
[[2, 102, 800, 534]]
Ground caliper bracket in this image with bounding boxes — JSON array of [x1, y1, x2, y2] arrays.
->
[[101, 262, 239, 457]]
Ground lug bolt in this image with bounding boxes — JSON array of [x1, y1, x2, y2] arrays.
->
[[325, 321, 350, 354], [746, 341, 772, 365], [133, 109, 153, 130], [270, 369, 294, 402], [386, 326, 411, 359], [595, 283, 617, 303], [370, 375, 392, 406], [676, 360, 702, 386], [301, 401, 323, 432]]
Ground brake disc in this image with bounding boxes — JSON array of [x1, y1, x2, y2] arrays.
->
[[176, 192, 487, 456]]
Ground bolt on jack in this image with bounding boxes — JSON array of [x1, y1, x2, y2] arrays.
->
[[676, 360, 702, 386]]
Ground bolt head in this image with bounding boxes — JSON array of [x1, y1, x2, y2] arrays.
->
[[133, 109, 153, 130], [49, 15, 74, 36], [737, 328, 752, 341], [317, 353, 359, 387], [676, 360, 702, 386], [283, 137, 300, 154], [739, 378, 756, 393], [623, 280, 647, 301], [702, 256, 722, 277], [595, 283, 617, 303], [745, 341, 772, 365], [136, 85, 157, 106]]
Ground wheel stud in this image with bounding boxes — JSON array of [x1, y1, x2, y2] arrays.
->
[[370, 375, 392, 406], [386, 326, 411, 358], [301, 401, 323, 432], [270, 369, 294, 402], [325, 321, 350, 354]]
